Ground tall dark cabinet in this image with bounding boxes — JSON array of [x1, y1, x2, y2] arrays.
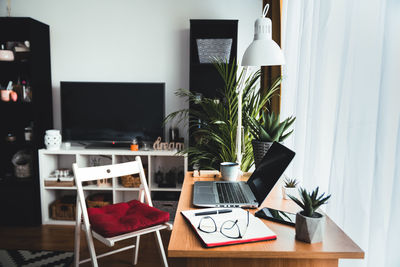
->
[[188, 20, 238, 168], [0, 17, 53, 225]]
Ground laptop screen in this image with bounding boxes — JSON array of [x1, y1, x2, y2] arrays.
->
[[247, 142, 296, 206]]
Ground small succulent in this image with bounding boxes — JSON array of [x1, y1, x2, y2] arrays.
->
[[288, 187, 331, 218], [246, 111, 295, 142], [284, 177, 299, 188]]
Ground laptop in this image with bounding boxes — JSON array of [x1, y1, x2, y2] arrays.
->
[[193, 142, 295, 208]]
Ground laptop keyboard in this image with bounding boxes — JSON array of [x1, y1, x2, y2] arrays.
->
[[216, 183, 249, 203]]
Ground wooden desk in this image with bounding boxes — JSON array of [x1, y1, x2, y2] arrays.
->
[[168, 172, 364, 267]]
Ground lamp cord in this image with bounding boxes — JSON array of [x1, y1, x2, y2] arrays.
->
[[7, 0, 11, 17], [262, 3, 269, 17]]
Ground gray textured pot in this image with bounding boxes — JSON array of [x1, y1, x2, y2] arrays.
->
[[295, 211, 325, 243], [251, 140, 273, 169]]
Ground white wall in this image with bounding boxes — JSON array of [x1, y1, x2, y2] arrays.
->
[[0, 0, 261, 141]]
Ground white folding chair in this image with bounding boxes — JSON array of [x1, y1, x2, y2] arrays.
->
[[73, 156, 172, 267]]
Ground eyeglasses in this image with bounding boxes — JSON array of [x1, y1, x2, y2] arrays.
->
[[197, 210, 249, 239]]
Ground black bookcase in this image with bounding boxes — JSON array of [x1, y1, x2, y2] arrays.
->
[[0, 17, 53, 225]]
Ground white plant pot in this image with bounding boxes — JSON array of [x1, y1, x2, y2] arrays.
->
[[295, 211, 325, 243], [44, 129, 62, 150], [282, 186, 297, 200]]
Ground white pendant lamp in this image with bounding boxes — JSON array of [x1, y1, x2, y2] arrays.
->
[[242, 4, 285, 66], [236, 4, 285, 169]]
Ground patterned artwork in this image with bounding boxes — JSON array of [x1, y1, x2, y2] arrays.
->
[[196, 38, 232, 63]]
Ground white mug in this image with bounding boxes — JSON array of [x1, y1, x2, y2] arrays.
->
[[220, 162, 239, 181]]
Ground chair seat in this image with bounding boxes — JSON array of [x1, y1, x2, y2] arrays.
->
[[88, 200, 170, 237]]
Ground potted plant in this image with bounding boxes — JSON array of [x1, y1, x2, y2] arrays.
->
[[246, 111, 295, 169], [164, 61, 281, 172], [282, 176, 299, 200], [288, 187, 331, 243]]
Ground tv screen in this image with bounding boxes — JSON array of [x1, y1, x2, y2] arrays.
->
[[61, 82, 165, 144]]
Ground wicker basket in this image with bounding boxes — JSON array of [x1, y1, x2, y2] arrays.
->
[[50, 196, 76, 221], [252, 140, 273, 169], [86, 193, 112, 208], [45, 180, 74, 187], [120, 175, 141, 188]]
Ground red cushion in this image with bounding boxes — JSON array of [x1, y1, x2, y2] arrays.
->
[[87, 200, 170, 237]]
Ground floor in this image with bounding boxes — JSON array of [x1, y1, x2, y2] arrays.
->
[[0, 225, 185, 266]]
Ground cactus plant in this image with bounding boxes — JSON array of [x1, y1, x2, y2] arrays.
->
[[288, 187, 331, 218], [246, 111, 295, 142], [282, 177, 299, 200], [284, 177, 299, 188]]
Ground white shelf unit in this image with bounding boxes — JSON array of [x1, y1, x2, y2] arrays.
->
[[39, 146, 187, 225]]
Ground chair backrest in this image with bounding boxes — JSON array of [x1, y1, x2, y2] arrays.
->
[[73, 156, 153, 229], [73, 159, 143, 183]]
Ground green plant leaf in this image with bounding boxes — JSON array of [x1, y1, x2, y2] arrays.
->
[[279, 129, 294, 142], [164, 60, 277, 171], [288, 194, 305, 210], [288, 187, 331, 217], [245, 109, 295, 143]]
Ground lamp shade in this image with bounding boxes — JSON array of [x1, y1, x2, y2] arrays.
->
[[241, 16, 285, 66]]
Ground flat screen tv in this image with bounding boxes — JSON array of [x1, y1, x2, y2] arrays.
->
[[60, 81, 165, 146]]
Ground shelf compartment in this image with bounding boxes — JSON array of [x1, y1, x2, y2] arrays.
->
[[151, 156, 185, 189], [39, 153, 76, 180], [41, 189, 76, 225], [114, 191, 139, 204]]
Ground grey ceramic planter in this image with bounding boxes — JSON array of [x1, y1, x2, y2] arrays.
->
[[295, 211, 325, 243]]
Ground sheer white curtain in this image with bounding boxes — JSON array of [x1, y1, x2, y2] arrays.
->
[[281, 0, 400, 266]]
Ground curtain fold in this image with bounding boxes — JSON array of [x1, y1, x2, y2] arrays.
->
[[281, 0, 400, 266]]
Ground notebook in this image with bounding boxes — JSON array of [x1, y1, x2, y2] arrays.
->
[[193, 142, 295, 208], [181, 208, 276, 248]]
